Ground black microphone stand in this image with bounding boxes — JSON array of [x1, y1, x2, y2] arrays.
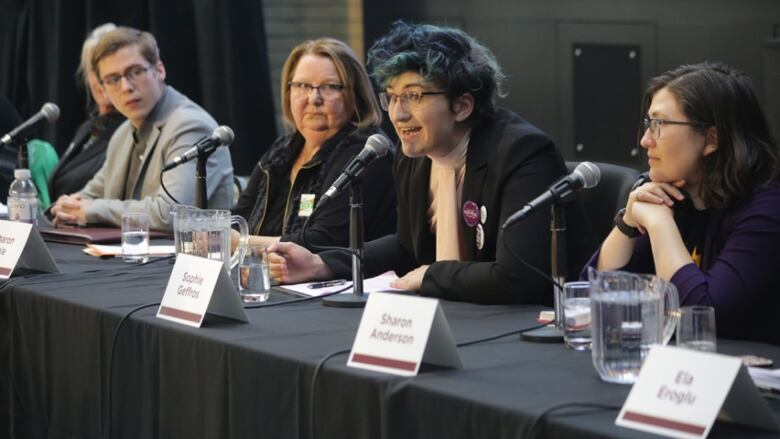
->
[[195, 148, 216, 209], [521, 204, 567, 342], [15, 136, 29, 169], [323, 182, 367, 308]]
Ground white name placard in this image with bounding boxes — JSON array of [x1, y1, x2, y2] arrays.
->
[[0, 220, 58, 279], [347, 292, 462, 376], [156, 253, 248, 327], [616, 345, 779, 439]]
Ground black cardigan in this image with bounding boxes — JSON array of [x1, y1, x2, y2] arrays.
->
[[48, 112, 125, 201], [321, 108, 596, 305], [232, 125, 397, 249]]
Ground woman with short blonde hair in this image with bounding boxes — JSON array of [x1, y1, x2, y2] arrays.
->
[[232, 37, 395, 255]]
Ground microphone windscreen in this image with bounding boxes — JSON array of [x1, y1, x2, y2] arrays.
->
[[365, 133, 391, 158], [213, 125, 235, 145], [573, 161, 601, 189], [41, 103, 60, 123]]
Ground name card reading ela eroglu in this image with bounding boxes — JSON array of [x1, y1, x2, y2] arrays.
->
[[157, 253, 248, 328], [347, 292, 462, 377], [0, 220, 58, 279], [616, 345, 779, 439]]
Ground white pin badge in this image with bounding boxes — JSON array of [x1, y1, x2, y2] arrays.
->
[[480, 205, 487, 224], [475, 223, 484, 250]]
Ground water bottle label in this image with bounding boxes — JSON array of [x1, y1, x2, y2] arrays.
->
[[8, 199, 38, 224]]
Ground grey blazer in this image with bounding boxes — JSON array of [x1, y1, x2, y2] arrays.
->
[[80, 86, 234, 230]]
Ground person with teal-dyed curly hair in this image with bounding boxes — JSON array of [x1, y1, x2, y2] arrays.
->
[[268, 21, 594, 305]]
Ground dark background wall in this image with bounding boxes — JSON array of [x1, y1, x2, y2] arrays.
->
[[0, 0, 277, 175], [2, 0, 778, 175], [365, 0, 780, 168]]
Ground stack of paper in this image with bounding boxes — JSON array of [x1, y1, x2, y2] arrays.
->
[[83, 244, 176, 257], [748, 366, 780, 392], [281, 271, 402, 297]]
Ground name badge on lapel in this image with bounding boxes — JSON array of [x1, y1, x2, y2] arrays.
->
[[298, 194, 315, 217]]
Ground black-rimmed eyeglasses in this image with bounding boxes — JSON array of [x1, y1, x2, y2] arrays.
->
[[288, 82, 344, 100], [378, 91, 445, 111], [100, 65, 153, 89], [642, 117, 709, 139]]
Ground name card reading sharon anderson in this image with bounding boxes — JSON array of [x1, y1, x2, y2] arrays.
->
[[370, 312, 416, 345], [0, 229, 23, 278], [0, 220, 59, 279], [157, 253, 248, 328], [348, 292, 461, 377]]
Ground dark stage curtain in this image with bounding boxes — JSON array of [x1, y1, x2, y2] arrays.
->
[[0, 0, 276, 175]]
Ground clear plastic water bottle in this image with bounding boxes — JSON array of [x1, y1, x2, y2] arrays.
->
[[8, 168, 39, 226]]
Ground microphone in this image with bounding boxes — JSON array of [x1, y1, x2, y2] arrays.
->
[[503, 161, 601, 229], [316, 133, 392, 209], [1, 102, 60, 145], [162, 125, 234, 171]]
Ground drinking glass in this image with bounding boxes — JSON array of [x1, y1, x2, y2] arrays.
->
[[563, 281, 591, 351], [676, 306, 717, 352], [238, 244, 270, 302], [122, 212, 150, 263]]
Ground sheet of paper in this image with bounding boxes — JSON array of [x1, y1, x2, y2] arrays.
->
[[0, 201, 7, 216], [748, 367, 780, 391], [83, 244, 176, 257], [281, 271, 402, 297]]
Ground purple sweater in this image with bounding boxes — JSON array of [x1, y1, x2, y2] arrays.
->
[[582, 181, 780, 346]]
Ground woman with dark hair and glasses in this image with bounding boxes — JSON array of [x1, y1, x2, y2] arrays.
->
[[588, 62, 780, 345], [268, 21, 594, 305], [232, 38, 396, 250]]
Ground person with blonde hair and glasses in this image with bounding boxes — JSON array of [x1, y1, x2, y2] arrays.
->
[[584, 62, 780, 345], [48, 23, 125, 202], [50, 26, 234, 229], [232, 37, 396, 249]]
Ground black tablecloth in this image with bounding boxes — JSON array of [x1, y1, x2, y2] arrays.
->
[[2, 244, 780, 438]]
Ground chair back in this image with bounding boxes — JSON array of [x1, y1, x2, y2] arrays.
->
[[566, 161, 641, 242]]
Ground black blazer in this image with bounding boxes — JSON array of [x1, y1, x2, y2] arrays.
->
[[48, 113, 124, 201], [322, 108, 595, 305]]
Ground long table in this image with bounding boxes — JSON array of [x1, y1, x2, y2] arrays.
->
[[2, 243, 780, 438]]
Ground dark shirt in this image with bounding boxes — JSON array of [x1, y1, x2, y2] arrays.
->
[[257, 177, 290, 236], [48, 111, 124, 201], [582, 181, 780, 345], [321, 108, 595, 305], [233, 124, 396, 249]]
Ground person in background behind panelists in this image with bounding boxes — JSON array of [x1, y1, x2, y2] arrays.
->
[[584, 62, 780, 345], [48, 23, 125, 202], [49, 26, 234, 230], [0, 96, 24, 204], [0, 97, 59, 210], [268, 22, 594, 305], [231, 38, 396, 249]]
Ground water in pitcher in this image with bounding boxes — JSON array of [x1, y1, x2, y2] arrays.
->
[[590, 291, 663, 384], [175, 228, 231, 271]]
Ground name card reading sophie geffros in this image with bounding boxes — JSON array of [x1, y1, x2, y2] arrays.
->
[[157, 253, 247, 327]]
